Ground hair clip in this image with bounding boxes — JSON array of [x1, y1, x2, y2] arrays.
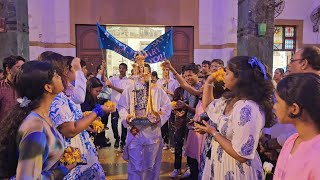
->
[[248, 57, 268, 80], [17, 96, 31, 107]]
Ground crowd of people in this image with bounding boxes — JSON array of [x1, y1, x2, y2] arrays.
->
[[0, 46, 319, 180]]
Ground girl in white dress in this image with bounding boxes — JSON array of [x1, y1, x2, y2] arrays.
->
[[195, 56, 274, 180]]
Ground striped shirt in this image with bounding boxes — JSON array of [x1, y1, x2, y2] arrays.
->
[[0, 79, 18, 123]]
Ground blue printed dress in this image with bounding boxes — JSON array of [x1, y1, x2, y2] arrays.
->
[[202, 98, 264, 180], [49, 92, 105, 180]]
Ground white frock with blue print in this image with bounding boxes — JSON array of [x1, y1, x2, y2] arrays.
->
[[49, 92, 105, 180], [202, 97, 264, 180]]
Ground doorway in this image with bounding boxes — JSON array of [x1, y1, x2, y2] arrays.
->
[[273, 25, 296, 73], [76, 25, 194, 77]]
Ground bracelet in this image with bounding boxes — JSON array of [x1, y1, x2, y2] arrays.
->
[[92, 104, 105, 118]]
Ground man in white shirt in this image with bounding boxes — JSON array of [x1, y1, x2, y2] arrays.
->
[[105, 63, 132, 149], [156, 67, 179, 150]]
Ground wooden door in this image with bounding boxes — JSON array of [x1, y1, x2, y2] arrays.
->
[[76, 25, 105, 74], [166, 26, 194, 73]]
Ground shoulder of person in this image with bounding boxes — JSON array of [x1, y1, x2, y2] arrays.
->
[[310, 134, 320, 152], [233, 100, 260, 110], [109, 76, 117, 81], [19, 113, 44, 134], [51, 92, 69, 106], [151, 84, 164, 92], [281, 133, 298, 149]]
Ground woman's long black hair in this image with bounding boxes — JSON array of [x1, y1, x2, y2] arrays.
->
[[85, 77, 103, 109], [223, 56, 274, 127], [0, 61, 54, 178]]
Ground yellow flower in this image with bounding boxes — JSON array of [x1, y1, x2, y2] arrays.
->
[[83, 111, 101, 121], [83, 111, 104, 133], [65, 146, 72, 153], [171, 101, 177, 110], [73, 148, 82, 163], [211, 68, 225, 82], [105, 101, 116, 108], [83, 111, 91, 117], [60, 146, 82, 165], [216, 76, 224, 82], [92, 119, 104, 133]]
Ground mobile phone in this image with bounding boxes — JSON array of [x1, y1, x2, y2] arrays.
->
[[195, 121, 205, 126], [77, 161, 88, 165], [199, 112, 209, 122]]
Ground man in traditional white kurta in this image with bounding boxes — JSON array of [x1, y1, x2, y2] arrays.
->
[[118, 78, 172, 180]]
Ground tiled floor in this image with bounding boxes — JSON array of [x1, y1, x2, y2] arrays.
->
[[98, 145, 187, 180], [100, 119, 187, 179]]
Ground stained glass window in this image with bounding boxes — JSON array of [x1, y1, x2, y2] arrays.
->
[[285, 39, 294, 49], [274, 26, 296, 51], [285, 27, 295, 37], [274, 27, 283, 50]]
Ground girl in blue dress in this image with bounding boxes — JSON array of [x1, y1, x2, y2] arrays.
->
[[39, 51, 115, 179]]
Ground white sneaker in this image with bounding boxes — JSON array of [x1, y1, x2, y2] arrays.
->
[[170, 147, 175, 153], [163, 144, 169, 150], [181, 167, 191, 178], [170, 169, 181, 178]]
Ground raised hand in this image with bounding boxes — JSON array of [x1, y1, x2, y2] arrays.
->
[[176, 100, 187, 109], [105, 79, 112, 87], [71, 57, 81, 71], [161, 60, 173, 70]]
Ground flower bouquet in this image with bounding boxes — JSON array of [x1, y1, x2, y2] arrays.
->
[[60, 146, 86, 165], [83, 111, 105, 133]]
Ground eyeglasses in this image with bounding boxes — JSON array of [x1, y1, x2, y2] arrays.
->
[[289, 58, 305, 64]]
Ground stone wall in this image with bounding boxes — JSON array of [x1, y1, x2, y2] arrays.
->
[[28, 0, 75, 60], [0, 0, 29, 67]]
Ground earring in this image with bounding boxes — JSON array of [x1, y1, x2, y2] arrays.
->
[[288, 113, 297, 119]]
